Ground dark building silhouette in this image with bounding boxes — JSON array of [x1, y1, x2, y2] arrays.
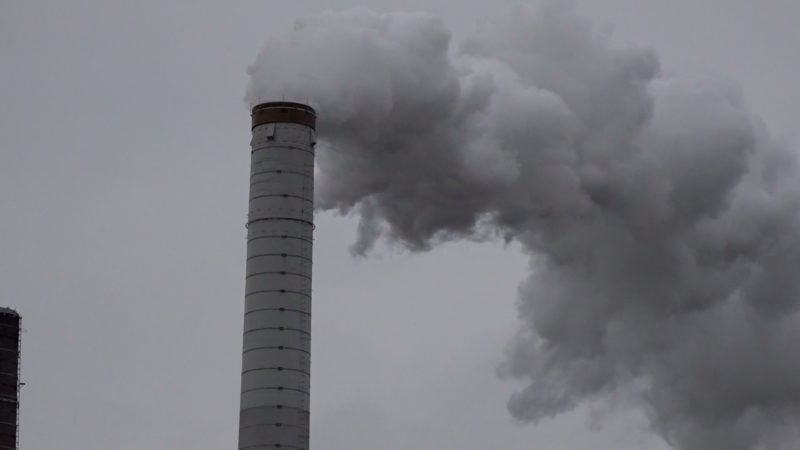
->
[[0, 308, 20, 450]]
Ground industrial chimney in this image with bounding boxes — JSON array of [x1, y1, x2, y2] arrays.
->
[[0, 308, 20, 450], [239, 102, 315, 449]]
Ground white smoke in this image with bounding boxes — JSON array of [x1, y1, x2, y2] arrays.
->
[[247, 4, 800, 449]]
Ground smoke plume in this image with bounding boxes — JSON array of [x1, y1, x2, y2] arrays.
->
[[247, 4, 800, 449]]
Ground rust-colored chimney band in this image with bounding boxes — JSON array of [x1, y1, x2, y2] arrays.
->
[[251, 101, 316, 130]]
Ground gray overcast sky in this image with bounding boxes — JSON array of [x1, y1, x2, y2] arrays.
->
[[2, 1, 799, 449]]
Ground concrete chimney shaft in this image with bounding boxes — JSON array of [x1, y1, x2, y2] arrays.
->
[[239, 102, 315, 449], [0, 307, 20, 450]]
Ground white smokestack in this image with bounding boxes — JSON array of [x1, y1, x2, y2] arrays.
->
[[246, 4, 800, 449], [239, 102, 316, 449]]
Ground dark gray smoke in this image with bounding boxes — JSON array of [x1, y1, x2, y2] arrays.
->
[[247, 4, 800, 449]]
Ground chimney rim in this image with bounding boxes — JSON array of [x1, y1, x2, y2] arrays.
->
[[251, 101, 316, 117]]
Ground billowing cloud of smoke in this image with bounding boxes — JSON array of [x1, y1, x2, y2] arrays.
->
[[247, 4, 800, 449]]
